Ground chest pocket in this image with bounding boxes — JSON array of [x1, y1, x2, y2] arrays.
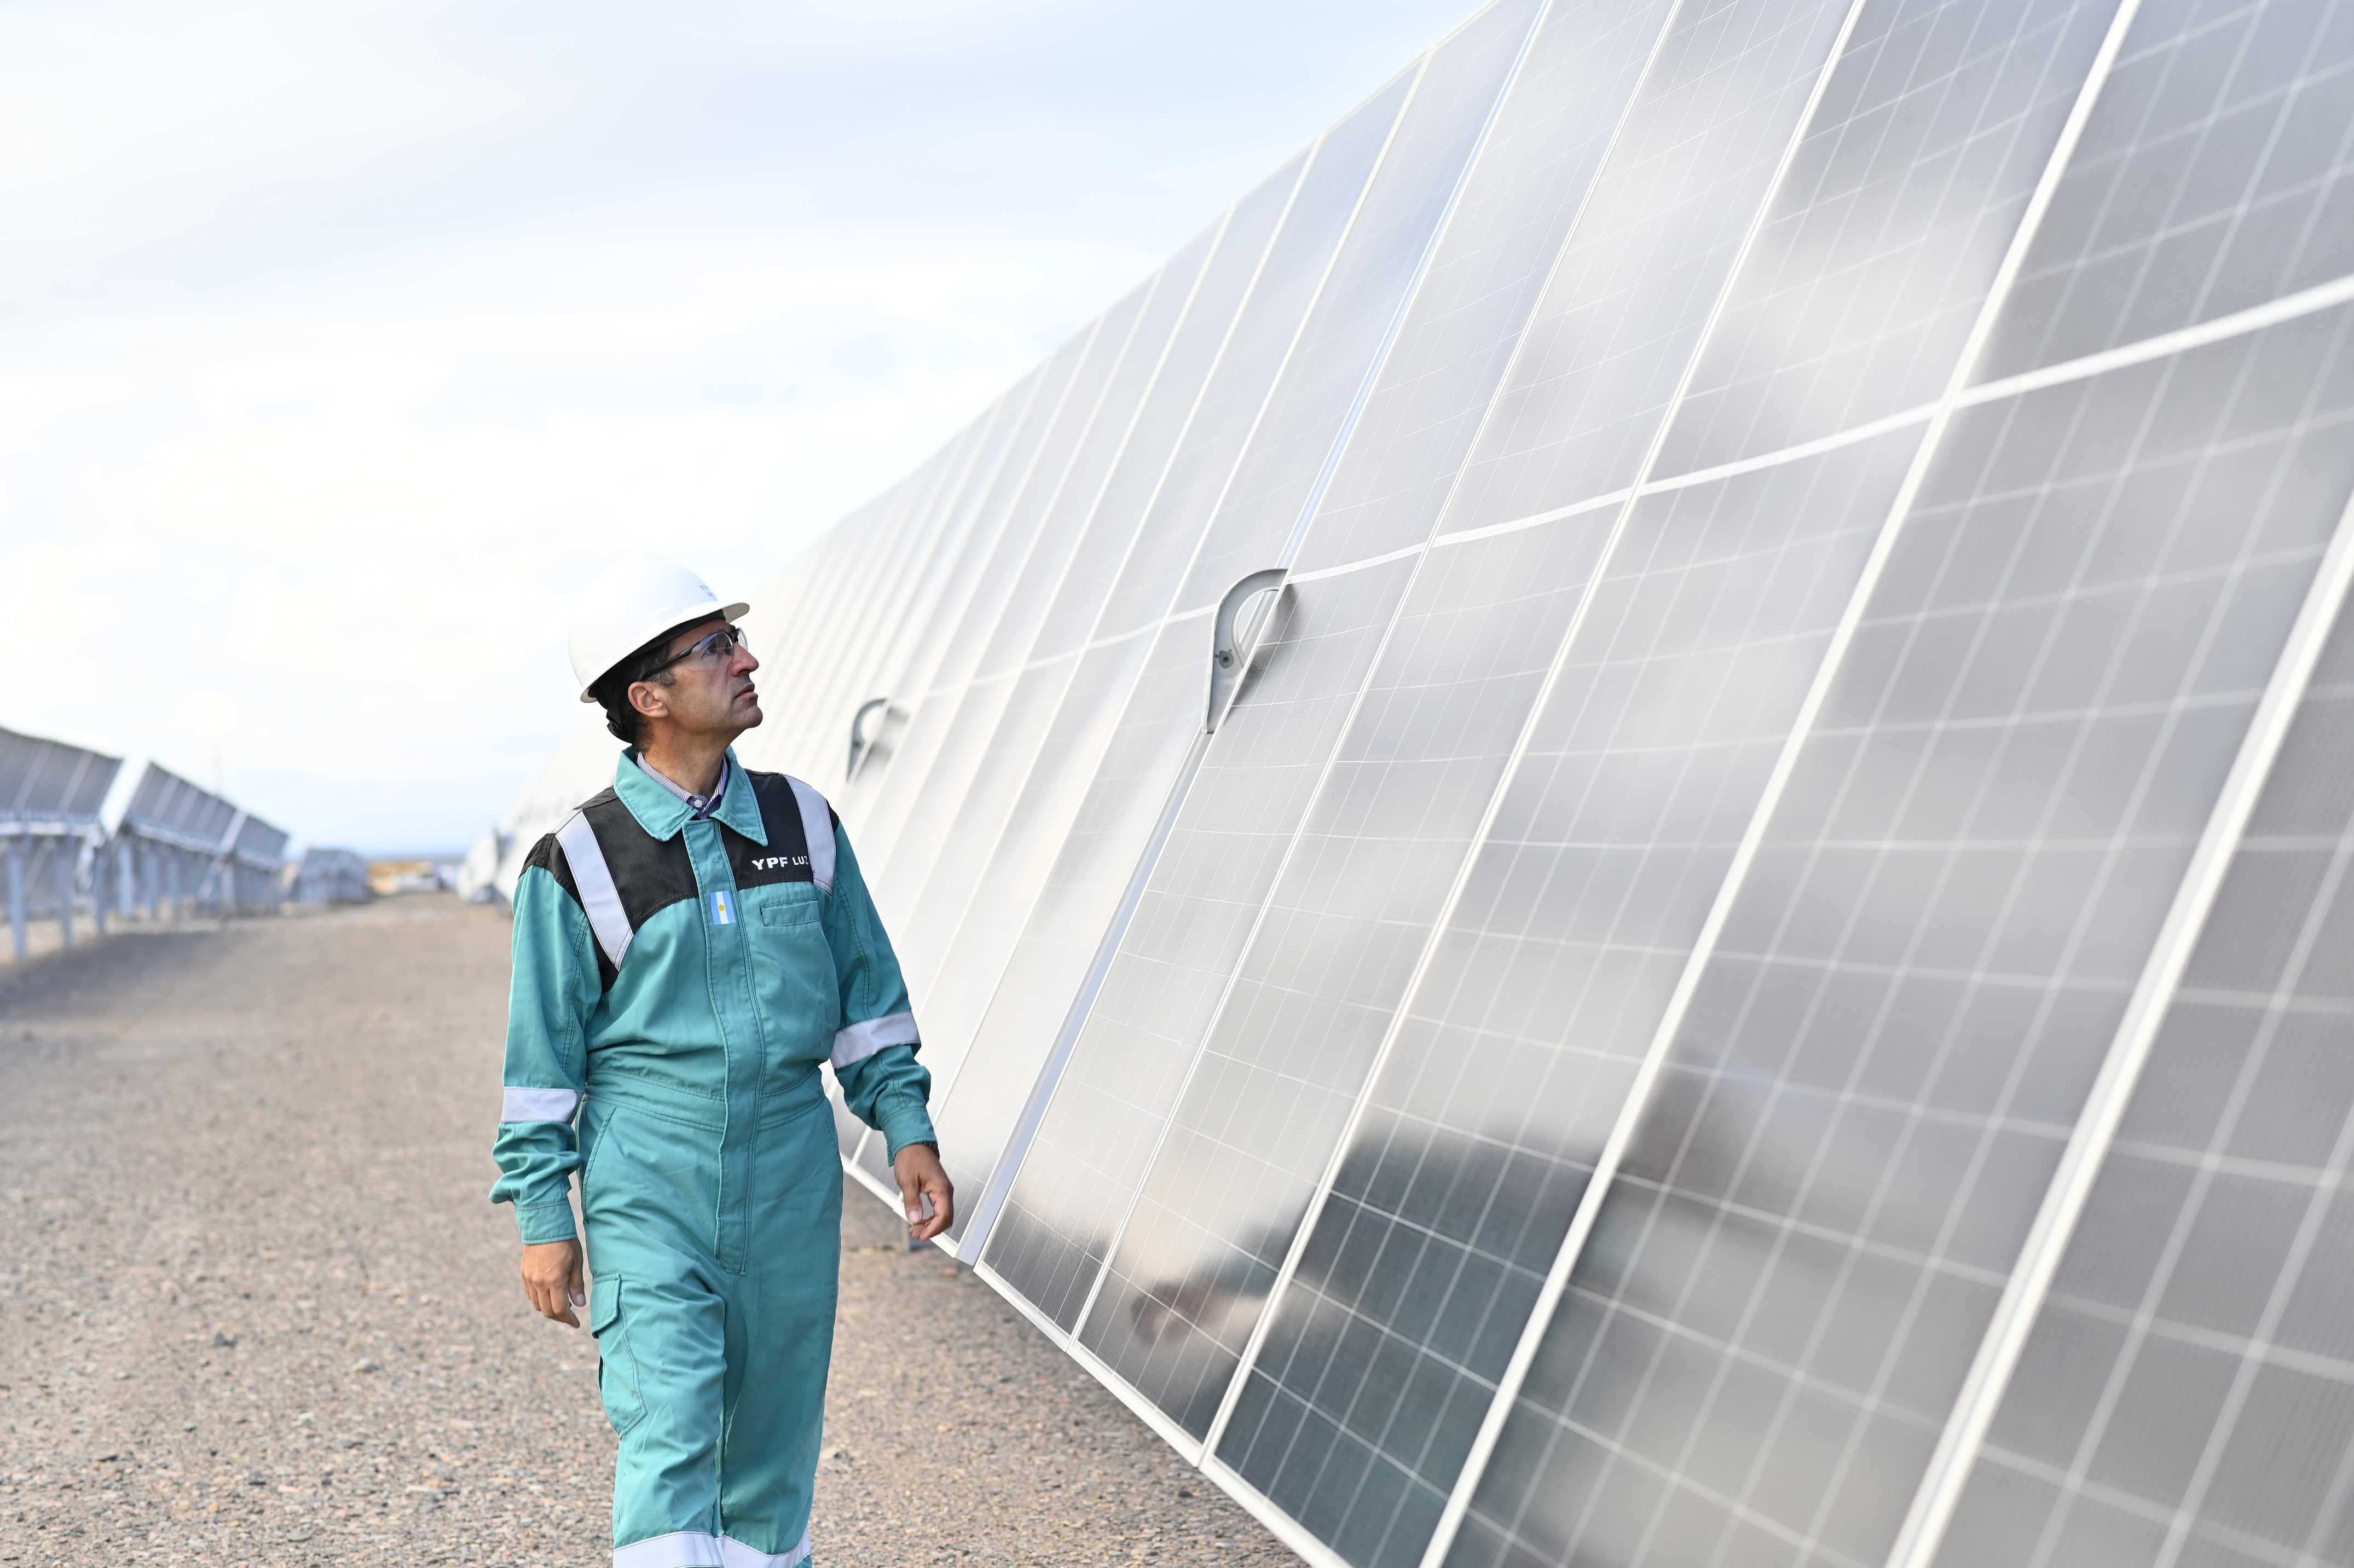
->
[[746, 886, 840, 1050]]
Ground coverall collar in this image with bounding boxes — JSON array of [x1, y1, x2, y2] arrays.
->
[[614, 746, 767, 846]]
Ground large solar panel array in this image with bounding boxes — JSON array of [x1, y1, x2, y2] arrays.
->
[[485, 0, 2354, 1562]]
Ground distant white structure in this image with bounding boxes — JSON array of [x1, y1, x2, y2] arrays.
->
[[291, 847, 374, 905]]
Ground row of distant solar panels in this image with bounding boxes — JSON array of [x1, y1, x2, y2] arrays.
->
[[483, 0, 2354, 1564], [0, 723, 288, 871]]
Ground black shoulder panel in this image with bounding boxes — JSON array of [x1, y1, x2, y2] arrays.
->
[[580, 790, 697, 932], [520, 832, 581, 910], [726, 771, 817, 890]]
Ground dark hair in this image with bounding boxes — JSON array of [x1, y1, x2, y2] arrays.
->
[[590, 619, 704, 747]]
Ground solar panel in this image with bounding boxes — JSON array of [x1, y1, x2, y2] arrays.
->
[[1172, 0, 1547, 610], [890, 240, 1222, 993], [828, 366, 1052, 809], [922, 69, 1425, 1238], [1440, 303, 2354, 1568], [867, 297, 1153, 917], [851, 323, 1098, 871], [911, 169, 1310, 1138], [1216, 424, 1927, 1568], [1443, 0, 1866, 537], [1977, 0, 2354, 382], [1928, 561, 2354, 1568], [973, 0, 1557, 1308], [482, 1, 2354, 1562], [991, 554, 1428, 1323]]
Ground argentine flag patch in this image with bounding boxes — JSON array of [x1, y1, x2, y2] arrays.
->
[[710, 890, 734, 925]]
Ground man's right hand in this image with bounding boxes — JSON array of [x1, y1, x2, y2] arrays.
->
[[522, 1238, 586, 1327]]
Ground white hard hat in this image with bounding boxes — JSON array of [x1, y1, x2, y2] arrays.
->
[[568, 557, 750, 703]]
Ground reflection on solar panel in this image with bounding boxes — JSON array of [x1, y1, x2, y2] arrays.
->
[[485, 0, 2354, 1562]]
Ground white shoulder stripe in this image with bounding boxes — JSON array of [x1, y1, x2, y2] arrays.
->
[[502, 1086, 581, 1124], [557, 811, 633, 972], [785, 776, 835, 892]]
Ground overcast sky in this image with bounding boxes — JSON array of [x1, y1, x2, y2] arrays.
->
[[2, 1, 1478, 853]]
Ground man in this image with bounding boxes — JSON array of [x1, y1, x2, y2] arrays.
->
[[492, 556, 952, 1568]]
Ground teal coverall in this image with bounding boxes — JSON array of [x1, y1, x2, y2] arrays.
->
[[491, 749, 935, 1568]]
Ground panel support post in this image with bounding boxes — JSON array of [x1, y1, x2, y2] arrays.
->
[[55, 840, 73, 949], [91, 841, 107, 937], [6, 840, 24, 962]]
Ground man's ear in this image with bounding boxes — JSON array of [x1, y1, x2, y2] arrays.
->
[[628, 679, 670, 722]]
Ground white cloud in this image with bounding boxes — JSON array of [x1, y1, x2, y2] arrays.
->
[[1, 0, 1478, 852]]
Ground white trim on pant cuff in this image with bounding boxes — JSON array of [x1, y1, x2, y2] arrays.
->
[[831, 1011, 918, 1069], [611, 1528, 812, 1568]]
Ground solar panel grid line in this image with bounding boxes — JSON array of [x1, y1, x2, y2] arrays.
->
[[892, 234, 1243, 1021], [947, 57, 1446, 1266], [858, 91, 1394, 899], [843, 170, 1320, 1114], [1018, 211, 1239, 666], [1259, 0, 1554, 580], [953, 714, 1219, 1262], [1944, 1445, 2325, 1568], [948, 619, 1231, 1258], [1050, 171, 1314, 667], [1048, 0, 1916, 1525], [918, 0, 1563, 1224], [1058, 564, 1453, 1345], [765, 470, 960, 791], [865, 323, 1157, 918], [1884, 512, 2354, 1567], [766, 445, 975, 792], [1092, 105, 1419, 648], [1960, 267, 2354, 413], [1412, 0, 2154, 1554], [864, 366, 1052, 714], [968, 265, 1189, 684], [1161, 0, 1881, 1506], [854, 325, 1103, 882], [760, 441, 956, 765], [1977, 0, 2354, 384], [872, 276, 1167, 946], [1885, 479, 2354, 1568], [1014, 0, 1710, 1373], [736, 503, 884, 768], [1106, 50, 1430, 631], [1505, 322, 2354, 1568], [913, 75, 1453, 1218], [1200, 428, 1927, 1568], [806, 402, 1008, 788], [1401, 400, 1931, 567]]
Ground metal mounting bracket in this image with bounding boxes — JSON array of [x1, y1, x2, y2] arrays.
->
[[847, 696, 893, 780], [1207, 568, 1287, 733]]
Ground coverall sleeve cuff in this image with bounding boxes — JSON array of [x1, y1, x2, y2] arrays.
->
[[514, 1199, 578, 1245], [877, 1094, 938, 1165]]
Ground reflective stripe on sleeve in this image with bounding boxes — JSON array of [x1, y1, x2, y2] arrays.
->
[[785, 776, 835, 892], [556, 811, 633, 971], [831, 1010, 918, 1070], [500, 1086, 581, 1124]]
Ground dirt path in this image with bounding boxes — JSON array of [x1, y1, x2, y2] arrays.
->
[[0, 896, 1297, 1567]]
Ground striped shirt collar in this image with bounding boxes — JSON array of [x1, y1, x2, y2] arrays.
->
[[634, 753, 730, 821]]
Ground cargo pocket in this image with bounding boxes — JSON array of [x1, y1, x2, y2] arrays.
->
[[588, 1276, 645, 1436]]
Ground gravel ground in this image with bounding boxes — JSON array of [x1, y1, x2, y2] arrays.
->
[[0, 895, 1300, 1566]]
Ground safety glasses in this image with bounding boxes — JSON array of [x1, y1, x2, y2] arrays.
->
[[640, 623, 748, 680]]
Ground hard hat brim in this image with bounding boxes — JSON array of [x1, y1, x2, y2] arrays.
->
[[576, 599, 750, 702]]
